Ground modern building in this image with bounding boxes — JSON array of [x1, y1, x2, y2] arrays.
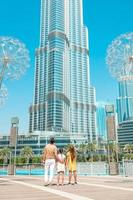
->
[[29, 0, 96, 142], [0, 131, 87, 155], [0, 118, 81, 156], [117, 79, 133, 123], [96, 102, 107, 142], [117, 120, 133, 145], [116, 79, 133, 144], [105, 104, 117, 142]]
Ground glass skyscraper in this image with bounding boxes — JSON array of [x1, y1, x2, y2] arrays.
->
[[117, 79, 133, 123], [96, 102, 107, 142], [29, 0, 96, 142]]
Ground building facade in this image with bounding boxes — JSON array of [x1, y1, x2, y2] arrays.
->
[[117, 120, 133, 145], [96, 102, 107, 142], [117, 79, 133, 123], [29, 0, 96, 142], [116, 79, 133, 144], [105, 105, 117, 142]]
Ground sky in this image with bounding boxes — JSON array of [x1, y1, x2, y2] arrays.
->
[[0, 0, 132, 134]]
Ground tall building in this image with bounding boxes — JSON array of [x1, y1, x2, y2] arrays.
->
[[117, 120, 133, 145], [117, 79, 133, 123], [96, 102, 107, 142], [117, 79, 133, 145], [105, 105, 117, 142], [29, 0, 96, 142]]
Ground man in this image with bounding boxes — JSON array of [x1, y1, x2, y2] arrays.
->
[[42, 137, 58, 186]]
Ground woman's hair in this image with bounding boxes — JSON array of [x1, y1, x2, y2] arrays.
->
[[49, 137, 55, 144], [68, 145, 76, 161]]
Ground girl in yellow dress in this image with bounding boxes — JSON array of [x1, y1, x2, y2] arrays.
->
[[66, 145, 77, 184]]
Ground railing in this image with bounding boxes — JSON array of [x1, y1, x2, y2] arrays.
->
[[0, 161, 133, 176], [77, 162, 109, 176], [0, 164, 8, 175], [121, 160, 133, 176]]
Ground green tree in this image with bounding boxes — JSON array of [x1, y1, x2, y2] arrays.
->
[[124, 144, 133, 154], [20, 146, 34, 164], [0, 147, 11, 164], [77, 143, 88, 161], [123, 144, 133, 160], [87, 143, 97, 162], [106, 142, 119, 162]]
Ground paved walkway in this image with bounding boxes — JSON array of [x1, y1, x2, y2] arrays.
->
[[0, 175, 133, 200]]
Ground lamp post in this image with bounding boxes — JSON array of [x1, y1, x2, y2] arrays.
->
[[10, 117, 19, 175]]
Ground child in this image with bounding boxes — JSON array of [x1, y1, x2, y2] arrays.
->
[[66, 145, 77, 184], [57, 148, 66, 186]]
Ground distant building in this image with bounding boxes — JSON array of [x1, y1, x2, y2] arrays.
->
[[117, 79, 133, 123], [0, 131, 86, 155], [117, 79, 133, 144], [96, 102, 107, 142], [105, 105, 117, 142], [117, 120, 133, 145], [10, 117, 19, 147]]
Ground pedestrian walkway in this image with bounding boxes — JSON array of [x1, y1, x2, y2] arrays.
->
[[0, 175, 133, 200]]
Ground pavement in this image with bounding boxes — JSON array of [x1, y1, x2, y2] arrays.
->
[[0, 175, 133, 200]]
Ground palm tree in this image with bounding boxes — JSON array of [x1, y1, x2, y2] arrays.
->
[[78, 143, 88, 161], [124, 144, 133, 154], [0, 147, 11, 165], [87, 143, 97, 162], [123, 144, 133, 160], [106, 142, 119, 163], [20, 146, 34, 164]]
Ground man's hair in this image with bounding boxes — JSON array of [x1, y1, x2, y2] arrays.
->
[[49, 137, 55, 144]]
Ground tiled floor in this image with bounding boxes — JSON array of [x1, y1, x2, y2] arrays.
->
[[0, 175, 133, 200]]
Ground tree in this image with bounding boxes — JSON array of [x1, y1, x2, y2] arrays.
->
[[106, 142, 119, 162], [87, 143, 97, 162], [0, 147, 11, 164], [77, 143, 88, 162], [20, 146, 34, 164], [124, 144, 133, 154]]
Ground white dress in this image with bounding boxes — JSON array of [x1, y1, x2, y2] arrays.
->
[[57, 154, 65, 173]]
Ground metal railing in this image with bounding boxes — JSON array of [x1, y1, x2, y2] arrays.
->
[[0, 161, 133, 176]]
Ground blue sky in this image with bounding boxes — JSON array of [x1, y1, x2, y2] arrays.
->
[[0, 0, 132, 134]]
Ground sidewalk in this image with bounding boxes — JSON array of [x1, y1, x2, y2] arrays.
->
[[0, 175, 133, 200]]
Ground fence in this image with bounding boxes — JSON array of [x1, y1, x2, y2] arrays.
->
[[0, 161, 133, 176], [77, 162, 109, 175], [121, 160, 133, 176]]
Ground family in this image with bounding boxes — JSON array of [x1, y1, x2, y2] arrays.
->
[[41, 137, 77, 186]]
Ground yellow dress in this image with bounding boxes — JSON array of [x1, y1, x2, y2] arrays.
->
[[66, 151, 77, 171]]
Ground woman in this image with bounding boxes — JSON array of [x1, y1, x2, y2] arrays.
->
[[66, 144, 77, 184]]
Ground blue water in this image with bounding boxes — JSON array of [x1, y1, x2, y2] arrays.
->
[[0, 169, 107, 176], [0, 168, 44, 176]]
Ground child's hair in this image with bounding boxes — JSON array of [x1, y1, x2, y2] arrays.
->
[[58, 148, 63, 154], [68, 145, 76, 161], [49, 137, 55, 144]]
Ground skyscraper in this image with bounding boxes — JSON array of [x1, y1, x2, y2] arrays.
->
[[117, 79, 133, 123], [29, 0, 96, 142], [117, 79, 133, 145], [96, 102, 107, 142]]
